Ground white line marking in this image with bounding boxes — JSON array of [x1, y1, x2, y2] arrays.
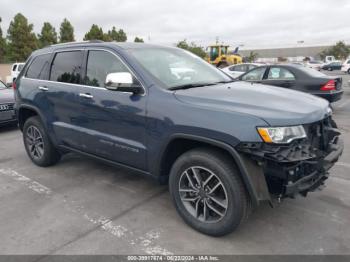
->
[[336, 162, 350, 168], [0, 168, 52, 195], [1, 168, 173, 255]]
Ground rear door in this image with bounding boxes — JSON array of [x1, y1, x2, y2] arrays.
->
[[262, 66, 296, 88], [45, 50, 86, 150]]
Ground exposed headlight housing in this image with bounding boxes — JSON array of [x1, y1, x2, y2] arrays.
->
[[257, 125, 306, 144]]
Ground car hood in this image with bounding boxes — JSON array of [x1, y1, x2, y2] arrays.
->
[[0, 88, 15, 103], [174, 82, 330, 126]]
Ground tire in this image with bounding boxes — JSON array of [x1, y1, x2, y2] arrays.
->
[[328, 68, 332, 71], [169, 148, 249, 236], [23, 116, 61, 167], [348, 69, 350, 74]]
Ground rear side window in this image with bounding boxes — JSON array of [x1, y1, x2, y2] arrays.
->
[[267, 67, 295, 80], [50, 51, 83, 84], [26, 54, 51, 79]]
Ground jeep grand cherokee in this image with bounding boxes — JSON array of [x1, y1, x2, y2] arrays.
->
[[15, 42, 343, 236]]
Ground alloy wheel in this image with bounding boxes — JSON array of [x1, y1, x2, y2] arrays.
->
[[26, 125, 44, 160], [178, 166, 228, 223]]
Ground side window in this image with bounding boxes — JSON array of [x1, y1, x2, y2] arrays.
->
[[267, 67, 295, 80], [12, 65, 17, 71], [26, 54, 51, 79], [84, 50, 129, 87], [50, 51, 83, 84], [247, 64, 257, 70], [229, 65, 237, 71], [347, 60, 350, 64], [241, 67, 266, 81]]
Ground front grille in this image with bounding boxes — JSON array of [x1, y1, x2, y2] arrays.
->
[[303, 116, 334, 153], [0, 103, 14, 111]]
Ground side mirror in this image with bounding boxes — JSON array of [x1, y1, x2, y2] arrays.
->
[[105, 72, 143, 94]]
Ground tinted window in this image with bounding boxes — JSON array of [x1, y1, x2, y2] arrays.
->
[[85, 50, 129, 87], [347, 60, 350, 64], [241, 67, 266, 81], [232, 65, 246, 72], [267, 67, 295, 80], [50, 51, 83, 84], [12, 65, 17, 71], [299, 66, 327, 77], [26, 54, 51, 79], [247, 64, 258, 70]]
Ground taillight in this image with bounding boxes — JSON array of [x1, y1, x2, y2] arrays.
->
[[12, 81, 16, 90], [321, 79, 335, 91]]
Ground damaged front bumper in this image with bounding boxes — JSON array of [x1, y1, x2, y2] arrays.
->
[[237, 116, 343, 200]]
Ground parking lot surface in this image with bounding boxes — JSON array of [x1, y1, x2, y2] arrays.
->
[[0, 72, 349, 255]]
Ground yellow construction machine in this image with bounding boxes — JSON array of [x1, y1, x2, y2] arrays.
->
[[205, 44, 242, 68]]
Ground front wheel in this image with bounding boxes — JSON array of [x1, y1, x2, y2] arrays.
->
[[23, 116, 61, 167], [169, 148, 250, 236]]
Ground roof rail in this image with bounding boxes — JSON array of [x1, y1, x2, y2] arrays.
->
[[47, 40, 104, 48]]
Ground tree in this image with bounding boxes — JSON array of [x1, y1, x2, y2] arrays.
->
[[176, 39, 206, 58], [6, 13, 38, 62], [134, 37, 144, 43], [247, 51, 258, 62], [84, 24, 105, 41], [0, 17, 6, 63], [38, 22, 57, 48], [107, 26, 127, 42], [320, 41, 350, 60], [59, 18, 75, 43]]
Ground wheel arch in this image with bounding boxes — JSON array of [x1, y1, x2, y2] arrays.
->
[[17, 104, 46, 131], [158, 133, 262, 207]]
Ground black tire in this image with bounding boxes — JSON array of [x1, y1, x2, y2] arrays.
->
[[169, 148, 249, 236], [348, 69, 350, 74], [23, 116, 61, 167], [328, 68, 332, 71]]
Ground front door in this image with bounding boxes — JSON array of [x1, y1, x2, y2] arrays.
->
[[78, 49, 147, 170]]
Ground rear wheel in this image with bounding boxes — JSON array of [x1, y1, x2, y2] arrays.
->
[[23, 116, 61, 167], [169, 148, 249, 236], [328, 67, 332, 71]]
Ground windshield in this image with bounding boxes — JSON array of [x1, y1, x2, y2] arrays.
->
[[298, 66, 327, 77], [0, 81, 7, 89], [129, 48, 231, 89]]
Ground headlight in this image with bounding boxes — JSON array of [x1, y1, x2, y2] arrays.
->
[[257, 125, 306, 144]]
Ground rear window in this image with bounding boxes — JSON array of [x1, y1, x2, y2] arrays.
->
[[26, 54, 51, 79], [298, 66, 327, 77], [50, 51, 83, 84]]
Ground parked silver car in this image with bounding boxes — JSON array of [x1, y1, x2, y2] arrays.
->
[[0, 80, 16, 126]]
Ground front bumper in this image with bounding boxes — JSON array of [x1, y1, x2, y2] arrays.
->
[[237, 116, 343, 199], [284, 137, 343, 197]]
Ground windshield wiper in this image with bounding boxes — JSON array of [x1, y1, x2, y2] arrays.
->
[[168, 82, 217, 91]]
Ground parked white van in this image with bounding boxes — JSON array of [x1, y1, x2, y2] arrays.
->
[[341, 59, 350, 74], [11, 62, 25, 82]]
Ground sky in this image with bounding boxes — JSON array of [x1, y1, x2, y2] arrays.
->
[[0, 0, 349, 50]]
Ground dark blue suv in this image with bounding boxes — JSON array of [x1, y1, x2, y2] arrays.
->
[[15, 42, 343, 236]]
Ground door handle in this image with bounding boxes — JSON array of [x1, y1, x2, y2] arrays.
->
[[79, 93, 93, 99], [38, 86, 48, 91]]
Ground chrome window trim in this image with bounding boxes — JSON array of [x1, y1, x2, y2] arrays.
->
[[22, 48, 147, 96]]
